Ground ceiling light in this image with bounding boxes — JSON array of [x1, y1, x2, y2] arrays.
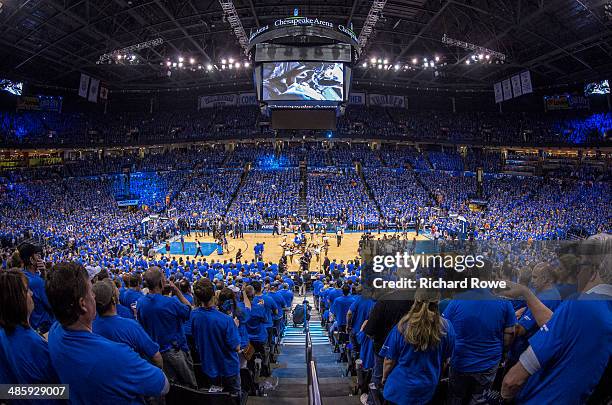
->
[[235, 62, 240, 68], [229, 58, 234, 63], [178, 56, 184, 63], [466, 60, 470, 65], [412, 58, 418, 64], [378, 64, 382, 69], [362, 62, 368, 67], [207, 64, 213, 70], [178, 62, 183, 67], [435, 56, 440, 62], [190, 58, 195, 64], [221, 59, 227, 64], [244, 62, 250, 67], [383, 58, 388, 64], [166, 61, 171, 67], [370, 57, 376, 64]]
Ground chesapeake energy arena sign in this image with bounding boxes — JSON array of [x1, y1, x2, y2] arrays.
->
[[248, 16, 359, 47]]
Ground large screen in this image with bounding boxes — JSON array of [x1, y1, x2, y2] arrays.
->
[[0, 79, 23, 96], [584, 80, 609, 95], [262, 62, 343, 101]]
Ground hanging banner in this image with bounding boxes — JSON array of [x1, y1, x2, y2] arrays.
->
[[511, 75, 522, 97], [502, 79, 512, 101], [198, 94, 238, 109], [520, 71, 533, 95], [79, 74, 90, 98], [493, 82, 503, 103], [368, 94, 406, 108], [99, 87, 109, 100], [349, 92, 366, 105], [88, 78, 100, 103], [237, 93, 257, 105]]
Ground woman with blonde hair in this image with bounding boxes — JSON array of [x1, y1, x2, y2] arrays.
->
[[380, 289, 455, 405]]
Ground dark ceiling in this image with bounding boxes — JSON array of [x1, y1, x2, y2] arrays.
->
[[1, 0, 611, 92]]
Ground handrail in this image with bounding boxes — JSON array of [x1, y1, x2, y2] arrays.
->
[[309, 360, 323, 405]]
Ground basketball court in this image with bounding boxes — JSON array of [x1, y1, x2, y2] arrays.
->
[[156, 230, 430, 272]]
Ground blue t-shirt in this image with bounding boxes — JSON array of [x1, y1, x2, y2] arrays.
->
[[516, 292, 612, 404], [261, 294, 279, 327], [117, 303, 135, 320], [280, 289, 294, 307], [349, 296, 376, 335], [380, 321, 455, 405], [189, 307, 240, 378], [0, 325, 58, 388], [121, 289, 144, 308], [136, 293, 191, 352], [93, 315, 159, 359], [246, 296, 268, 343], [442, 289, 516, 373], [313, 280, 323, 296], [22, 270, 54, 333], [48, 323, 166, 404], [331, 295, 355, 327], [327, 288, 343, 308], [236, 302, 251, 349]]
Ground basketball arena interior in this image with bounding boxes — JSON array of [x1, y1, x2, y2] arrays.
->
[[0, 0, 611, 404]]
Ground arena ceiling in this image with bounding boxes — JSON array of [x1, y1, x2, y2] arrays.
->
[[0, 0, 611, 92]]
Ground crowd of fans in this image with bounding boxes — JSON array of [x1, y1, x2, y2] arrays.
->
[[2, 107, 611, 146]]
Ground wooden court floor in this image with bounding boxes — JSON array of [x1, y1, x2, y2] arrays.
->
[[160, 231, 429, 272]]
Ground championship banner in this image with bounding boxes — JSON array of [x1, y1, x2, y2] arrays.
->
[[520, 70, 533, 94], [198, 94, 238, 109], [502, 79, 512, 101], [237, 93, 257, 105], [349, 92, 366, 105], [79, 74, 90, 98], [511, 75, 522, 97], [368, 94, 406, 108], [493, 82, 503, 103], [88, 78, 100, 103]]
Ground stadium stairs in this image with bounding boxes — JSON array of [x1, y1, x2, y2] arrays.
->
[[356, 165, 382, 216], [249, 295, 359, 405], [298, 162, 308, 219], [225, 163, 251, 215]]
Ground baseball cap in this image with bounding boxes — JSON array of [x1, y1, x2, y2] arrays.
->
[[17, 241, 43, 264], [86, 265, 102, 281], [92, 279, 115, 307]]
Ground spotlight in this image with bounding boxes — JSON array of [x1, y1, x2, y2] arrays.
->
[[221, 59, 227, 64], [172, 62, 177, 67], [207, 64, 213, 71], [383, 58, 388, 64], [362, 62, 368, 67], [466, 60, 470, 65], [485, 54, 490, 60], [178, 62, 183, 67], [166, 61, 171, 67], [117, 54, 122, 60], [378, 64, 382, 69], [229, 57, 234, 63], [377, 58, 382, 63], [412, 58, 418, 64], [394, 64, 400, 70], [222, 64, 226, 69], [190, 58, 195, 64], [235, 62, 240, 68], [424, 57, 428, 62], [478, 54, 484, 60], [198, 65, 202, 69], [370, 57, 376, 64], [244, 62, 250, 67], [228, 64, 233, 69], [429, 61, 434, 67], [178, 56, 184, 63], [435, 56, 440, 62]]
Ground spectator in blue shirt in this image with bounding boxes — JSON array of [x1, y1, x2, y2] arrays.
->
[[190, 281, 242, 395], [280, 283, 294, 308], [502, 234, 612, 404], [120, 273, 144, 309], [443, 265, 516, 405], [347, 286, 376, 353], [330, 284, 355, 330], [45, 262, 168, 404], [380, 290, 455, 405], [0, 269, 59, 395], [137, 267, 197, 388], [92, 279, 162, 368], [18, 241, 54, 334]]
